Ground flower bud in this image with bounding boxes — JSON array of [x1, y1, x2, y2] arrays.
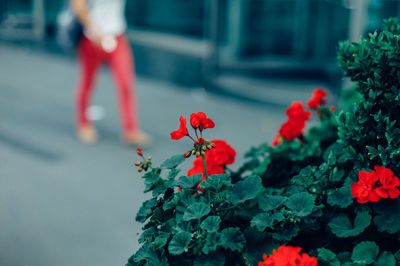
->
[[147, 156, 152, 161], [134, 161, 141, 166], [195, 151, 201, 157], [138, 167, 143, 172], [201, 150, 205, 156], [136, 148, 143, 156], [184, 151, 192, 158], [202, 146, 207, 151]]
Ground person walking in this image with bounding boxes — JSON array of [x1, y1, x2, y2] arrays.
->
[[71, 0, 150, 146]]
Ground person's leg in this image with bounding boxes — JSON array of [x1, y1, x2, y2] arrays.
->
[[75, 36, 102, 143], [108, 35, 151, 146]]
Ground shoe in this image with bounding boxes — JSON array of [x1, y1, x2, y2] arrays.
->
[[77, 125, 99, 144], [124, 131, 152, 147]]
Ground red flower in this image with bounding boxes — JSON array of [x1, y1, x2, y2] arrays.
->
[[170, 116, 188, 140], [272, 134, 283, 146], [307, 88, 328, 109], [275, 102, 311, 142], [187, 139, 236, 182], [190, 112, 215, 131], [374, 166, 400, 199], [351, 170, 380, 204], [258, 246, 317, 266], [286, 101, 312, 121], [279, 120, 306, 141], [351, 166, 400, 203]]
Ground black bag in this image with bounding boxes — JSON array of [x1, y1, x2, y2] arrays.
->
[[56, 4, 83, 50]]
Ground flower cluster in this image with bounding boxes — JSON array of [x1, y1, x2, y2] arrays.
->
[[134, 148, 152, 172], [170, 112, 215, 158], [273, 101, 312, 144], [351, 166, 400, 204], [187, 139, 236, 182], [307, 88, 328, 109], [258, 246, 317, 266], [272, 88, 328, 146]]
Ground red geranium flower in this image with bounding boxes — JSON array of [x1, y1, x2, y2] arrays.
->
[[279, 120, 306, 141], [351, 170, 380, 204], [275, 102, 311, 143], [190, 112, 215, 131], [272, 134, 283, 146], [187, 139, 236, 182], [307, 88, 328, 109], [170, 116, 188, 140], [351, 166, 400, 204], [286, 101, 312, 121], [374, 166, 400, 199], [258, 246, 317, 266]]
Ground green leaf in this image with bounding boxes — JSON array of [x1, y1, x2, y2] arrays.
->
[[337, 252, 352, 264], [373, 199, 400, 234], [351, 241, 379, 264], [254, 158, 270, 175], [258, 194, 287, 211], [167, 168, 181, 179], [221, 227, 246, 252], [201, 216, 221, 232], [168, 231, 192, 255], [202, 232, 223, 254], [328, 211, 371, 238], [163, 190, 184, 211], [366, 146, 379, 159], [285, 192, 315, 217], [327, 186, 353, 208], [161, 154, 186, 169], [395, 249, 400, 260], [199, 174, 232, 191], [183, 202, 211, 221], [175, 174, 202, 189], [227, 176, 263, 205], [251, 212, 285, 231], [318, 248, 340, 266], [153, 231, 170, 248], [136, 198, 158, 223], [194, 252, 225, 266], [374, 251, 396, 266]]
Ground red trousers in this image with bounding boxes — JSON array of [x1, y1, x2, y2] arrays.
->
[[75, 35, 138, 133]]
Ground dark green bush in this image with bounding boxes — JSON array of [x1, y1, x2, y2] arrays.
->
[[127, 18, 400, 266]]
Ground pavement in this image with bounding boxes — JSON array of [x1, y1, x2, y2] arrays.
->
[[0, 42, 331, 266]]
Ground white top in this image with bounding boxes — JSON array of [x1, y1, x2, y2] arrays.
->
[[85, 0, 127, 37]]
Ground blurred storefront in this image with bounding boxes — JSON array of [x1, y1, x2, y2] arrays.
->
[[1, 0, 400, 95]]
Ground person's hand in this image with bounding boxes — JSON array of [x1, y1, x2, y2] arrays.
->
[[87, 23, 103, 48]]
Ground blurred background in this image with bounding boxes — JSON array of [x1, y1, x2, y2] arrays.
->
[[0, 0, 398, 265]]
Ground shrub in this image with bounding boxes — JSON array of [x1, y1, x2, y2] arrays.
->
[[126, 18, 400, 266]]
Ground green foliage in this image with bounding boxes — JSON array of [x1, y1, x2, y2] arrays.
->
[[351, 241, 379, 264], [227, 176, 263, 204], [183, 203, 211, 221], [128, 18, 400, 265], [328, 211, 371, 238], [168, 231, 192, 255], [285, 192, 315, 217]]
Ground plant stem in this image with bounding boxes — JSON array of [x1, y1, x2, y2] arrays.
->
[[187, 134, 196, 142], [202, 154, 208, 179], [202, 153, 211, 202]]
